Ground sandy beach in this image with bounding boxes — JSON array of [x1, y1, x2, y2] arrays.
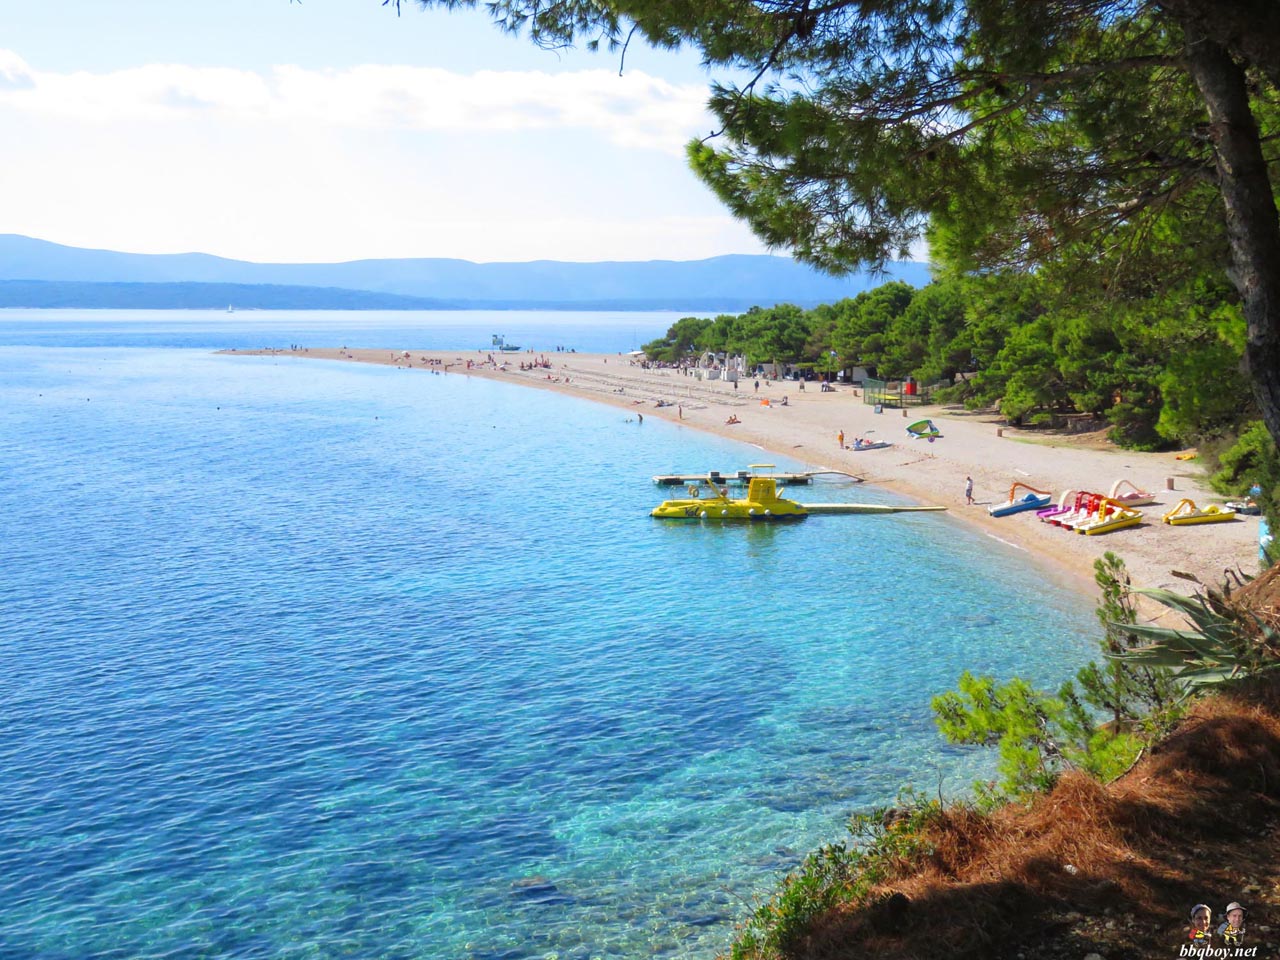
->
[[232, 346, 1262, 608]]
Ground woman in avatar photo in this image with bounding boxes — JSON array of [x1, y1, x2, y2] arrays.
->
[[1189, 903, 1213, 940]]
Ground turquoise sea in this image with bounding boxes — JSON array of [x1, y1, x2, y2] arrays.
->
[[1, 311, 1098, 959]]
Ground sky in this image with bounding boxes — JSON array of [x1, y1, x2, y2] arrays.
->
[[0, 0, 777, 264]]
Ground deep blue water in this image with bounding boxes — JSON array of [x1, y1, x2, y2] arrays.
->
[[0, 314, 1099, 959]]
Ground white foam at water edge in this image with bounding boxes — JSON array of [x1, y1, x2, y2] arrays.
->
[[985, 533, 1028, 552]]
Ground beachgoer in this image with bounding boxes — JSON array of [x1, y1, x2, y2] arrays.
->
[[754, 379, 759, 392], [678, 405, 683, 420], [1218, 903, 1246, 945], [965, 476, 974, 505], [837, 430, 844, 448], [637, 413, 643, 424], [726, 415, 741, 425], [1189, 904, 1212, 941]]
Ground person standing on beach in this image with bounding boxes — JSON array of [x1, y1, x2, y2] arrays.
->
[[965, 476, 974, 504], [837, 430, 845, 448]]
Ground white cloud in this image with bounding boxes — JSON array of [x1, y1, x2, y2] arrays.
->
[[0, 48, 770, 262], [0, 49, 35, 89], [0, 50, 711, 153]]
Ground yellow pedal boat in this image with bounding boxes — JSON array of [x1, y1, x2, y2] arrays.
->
[[1075, 498, 1143, 535], [651, 473, 807, 521], [1161, 498, 1238, 525]]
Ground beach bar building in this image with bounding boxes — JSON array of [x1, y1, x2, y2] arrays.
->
[[861, 376, 950, 407]]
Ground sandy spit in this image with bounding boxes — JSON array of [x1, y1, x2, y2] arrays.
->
[[226, 346, 1263, 611]]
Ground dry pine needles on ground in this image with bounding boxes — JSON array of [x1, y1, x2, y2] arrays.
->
[[782, 677, 1280, 960]]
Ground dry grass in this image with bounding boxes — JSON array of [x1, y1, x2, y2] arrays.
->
[[1226, 563, 1280, 649]]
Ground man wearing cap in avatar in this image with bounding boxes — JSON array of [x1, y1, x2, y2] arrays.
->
[[1217, 902, 1246, 945]]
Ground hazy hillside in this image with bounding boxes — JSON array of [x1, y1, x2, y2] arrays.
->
[[0, 280, 458, 311], [0, 235, 932, 310]]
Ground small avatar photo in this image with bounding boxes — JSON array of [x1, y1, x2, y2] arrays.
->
[[1217, 901, 1247, 946], [1188, 903, 1213, 941]]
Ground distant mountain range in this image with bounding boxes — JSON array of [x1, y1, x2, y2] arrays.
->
[[0, 234, 932, 311]]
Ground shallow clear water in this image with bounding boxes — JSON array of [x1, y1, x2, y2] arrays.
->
[[0, 332, 1099, 959]]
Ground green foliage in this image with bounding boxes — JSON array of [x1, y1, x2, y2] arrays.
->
[[932, 672, 1071, 798], [980, 316, 1064, 424], [930, 671, 1144, 802], [1154, 303, 1250, 443], [729, 841, 861, 960], [933, 673, 1143, 802], [641, 315, 714, 361], [1108, 585, 1280, 687], [1211, 421, 1280, 523], [931, 555, 1187, 801], [730, 791, 941, 960], [1076, 553, 1185, 736], [830, 281, 916, 375]]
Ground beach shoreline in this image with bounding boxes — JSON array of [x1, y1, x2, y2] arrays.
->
[[225, 346, 1260, 612]]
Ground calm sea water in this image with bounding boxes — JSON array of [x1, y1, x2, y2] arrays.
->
[[0, 312, 1098, 959], [0, 308, 689, 354]]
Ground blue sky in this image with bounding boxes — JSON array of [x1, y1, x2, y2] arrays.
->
[[0, 0, 773, 263]]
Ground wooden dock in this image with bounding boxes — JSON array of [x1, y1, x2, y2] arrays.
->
[[653, 471, 815, 486], [803, 503, 946, 514]]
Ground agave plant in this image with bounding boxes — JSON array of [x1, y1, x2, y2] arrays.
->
[[1108, 587, 1280, 687]]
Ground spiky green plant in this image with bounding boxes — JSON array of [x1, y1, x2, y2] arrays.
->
[[1108, 587, 1280, 686]]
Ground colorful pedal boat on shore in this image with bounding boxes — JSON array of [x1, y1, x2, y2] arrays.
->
[[988, 482, 1052, 517], [1162, 498, 1238, 525], [1108, 478, 1156, 507], [1044, 491, 1104, 528], [1074, 498, 1144, 535], [1036, 489, 1079, 522], [1039, 491, 1142, 533]]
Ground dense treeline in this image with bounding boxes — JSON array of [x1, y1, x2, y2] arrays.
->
[[644, 268, 1244, 445]]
